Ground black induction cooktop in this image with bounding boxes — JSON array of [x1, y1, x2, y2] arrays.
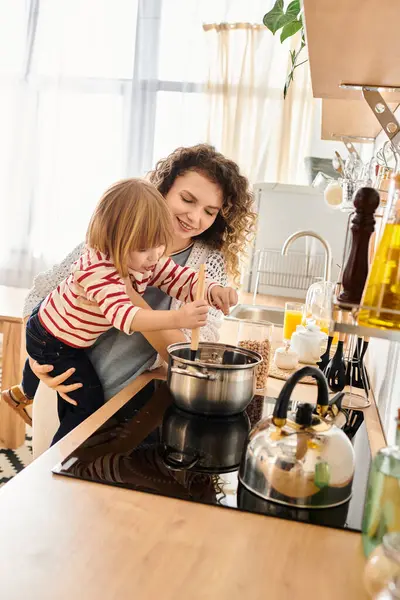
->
[[52, 381, 371, 532]]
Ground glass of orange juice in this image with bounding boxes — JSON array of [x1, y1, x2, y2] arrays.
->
[[283, 302, 305, 343]]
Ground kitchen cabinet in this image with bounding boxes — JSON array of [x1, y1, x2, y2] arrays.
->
[[303, 0, 400, 102], [304, 0, 400, 140]]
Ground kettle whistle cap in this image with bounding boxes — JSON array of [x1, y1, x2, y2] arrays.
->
[[295, 403, 314, 426]]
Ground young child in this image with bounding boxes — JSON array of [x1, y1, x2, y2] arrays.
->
[[2, 178, 237, 443]]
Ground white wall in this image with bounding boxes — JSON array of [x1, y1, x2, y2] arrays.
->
[[367, 340, 400, 445], [309, 100, 349, 159], [246, 183, 349, 297]]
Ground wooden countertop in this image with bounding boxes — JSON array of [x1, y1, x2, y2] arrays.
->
[[0, 320, 373, 599]]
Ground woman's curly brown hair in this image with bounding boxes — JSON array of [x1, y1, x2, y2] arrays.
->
[[148, 144, 257, 284]]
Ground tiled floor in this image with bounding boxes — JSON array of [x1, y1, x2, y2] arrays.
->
[[0, 427, 32, 488], [0, 334, 33, 486]]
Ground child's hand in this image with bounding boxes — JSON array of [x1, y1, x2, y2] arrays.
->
[[210, 286, 238, 315], [177, 300, 209, 329]]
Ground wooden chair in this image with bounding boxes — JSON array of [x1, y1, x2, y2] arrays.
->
[[0, 285, 30, 449]]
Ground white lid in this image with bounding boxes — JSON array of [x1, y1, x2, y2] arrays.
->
[[306, 323, 321, 333], [275, 346, 298, 357], [295, 325, 307, 333]]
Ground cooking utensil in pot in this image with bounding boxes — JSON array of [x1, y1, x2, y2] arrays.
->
[[190, 263, 206, 362], [167, 342, 263, 416]]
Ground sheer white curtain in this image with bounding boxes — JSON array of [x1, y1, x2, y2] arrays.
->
[[203, 21, 314, 183], [0, 0, 140, 286]]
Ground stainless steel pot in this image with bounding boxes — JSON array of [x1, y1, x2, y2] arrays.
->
[[167, 342, 263, 416], [161, 405, 250, 473]]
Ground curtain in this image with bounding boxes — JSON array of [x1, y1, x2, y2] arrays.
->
[[0, 0, 141, 287], [203, 22, 314, 184]]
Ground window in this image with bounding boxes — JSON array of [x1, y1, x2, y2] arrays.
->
[[0, 0, 269, 281]]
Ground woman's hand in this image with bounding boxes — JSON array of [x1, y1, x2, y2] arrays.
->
[[210, 286, 238, 315], [29, 358, 80, 405]]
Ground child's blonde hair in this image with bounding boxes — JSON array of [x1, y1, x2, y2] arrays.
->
[[86, 178, 174, 277]]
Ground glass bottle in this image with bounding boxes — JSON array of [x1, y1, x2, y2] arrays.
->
[[378, 167, 394, 209], [358, 173, 400, 329], [305, 280, 338, 345], [364, 532, 400, 598], [375, 577, 400, 600], [362, 409, 400, 557]]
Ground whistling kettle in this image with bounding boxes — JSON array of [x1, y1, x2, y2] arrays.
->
[[238, 366, 355, 509]]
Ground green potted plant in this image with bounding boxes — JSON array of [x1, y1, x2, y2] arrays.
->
[[263, 0, 307, 98]]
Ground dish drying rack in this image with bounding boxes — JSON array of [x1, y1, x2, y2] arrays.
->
[[250, 248, 326, 300]]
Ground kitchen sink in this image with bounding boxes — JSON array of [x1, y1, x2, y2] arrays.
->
[[228, 304, 284, 327]]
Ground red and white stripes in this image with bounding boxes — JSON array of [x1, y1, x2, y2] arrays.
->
[[38, 247, 217, 348]]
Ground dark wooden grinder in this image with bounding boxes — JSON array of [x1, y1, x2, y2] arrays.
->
[[338, 187, 380, 307]]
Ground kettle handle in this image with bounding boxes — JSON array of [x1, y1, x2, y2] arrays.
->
[[272, 366, 330, 427]]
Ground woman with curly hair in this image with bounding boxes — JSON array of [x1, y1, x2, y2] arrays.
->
[[7, 144, 256, 425]]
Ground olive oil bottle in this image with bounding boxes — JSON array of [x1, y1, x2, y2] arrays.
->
[[358, 174, 400, 329]]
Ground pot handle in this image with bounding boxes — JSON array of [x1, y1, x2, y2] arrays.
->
[[161, 446, 200, 471], [272, 366, 330, 427], [170, 366, 217, 381]]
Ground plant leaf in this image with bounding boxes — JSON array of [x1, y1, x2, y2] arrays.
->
[[280, 19, 302, 43], [285, 0, 301, 22], [263, 0, 285, 34]]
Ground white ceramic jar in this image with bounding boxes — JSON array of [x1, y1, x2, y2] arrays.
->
[[274, 346, 299, 370]]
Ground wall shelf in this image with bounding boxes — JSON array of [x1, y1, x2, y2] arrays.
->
[[331, 299, 400, 343], [303, 0, 400, 102]]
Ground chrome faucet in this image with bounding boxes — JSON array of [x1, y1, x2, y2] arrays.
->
[[281, 230, 333, 282]]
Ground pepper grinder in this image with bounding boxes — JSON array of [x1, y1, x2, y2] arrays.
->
[[338, 187, 380, 307]]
